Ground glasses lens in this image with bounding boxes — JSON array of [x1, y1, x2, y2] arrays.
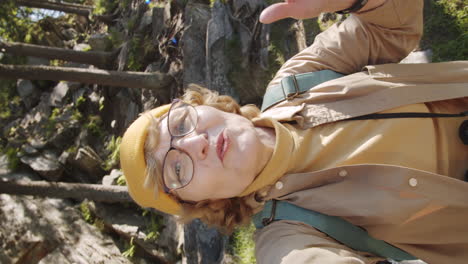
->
[[163, 150, 194, 190], [168, 102, 197, 136]]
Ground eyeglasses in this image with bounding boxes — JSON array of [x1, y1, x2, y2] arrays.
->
[[161, 99, 198, 194]]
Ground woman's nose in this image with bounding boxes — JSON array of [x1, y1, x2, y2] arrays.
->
[[173, 133, 209, 160]]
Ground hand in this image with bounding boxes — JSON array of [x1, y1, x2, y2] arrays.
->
[[259, 0, 355, 24]]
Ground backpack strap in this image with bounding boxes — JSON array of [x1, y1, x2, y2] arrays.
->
[[253, 200, 418, 261], [261, 70, 344, 112]]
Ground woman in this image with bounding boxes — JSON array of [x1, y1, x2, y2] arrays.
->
[[120, 0, 468, 263]]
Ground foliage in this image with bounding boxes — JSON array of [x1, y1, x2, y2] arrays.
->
[[108, 27, 125, 49], [116, 174, 127, 186], [76, 95, 86, 108], [85, 115, 104, 137], [102, 135, 122, 171], [422, 0, 467, 61], [229, 223, 256, 264], [0, 0, 34, 42], [79, 201, 105, 231], [0, 81, 17, 120], [144, 212, 163, 241], [92, 0, 117, 15], [127, 35, 143, 71], [0, 146, 20, 170], [122, 237, 136, 258], [45, 108, 61, 135], [80, 201, 94, 223]]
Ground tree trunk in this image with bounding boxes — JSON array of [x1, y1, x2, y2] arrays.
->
[[0, 64, 173, 91], [0, 180, 133, 203], [15, 0, 93, 17], [0, 41, 115, 68]]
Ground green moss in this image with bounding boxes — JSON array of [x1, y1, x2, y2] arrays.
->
[[66, 145, 78, 155], [229, 223, 256, 264]]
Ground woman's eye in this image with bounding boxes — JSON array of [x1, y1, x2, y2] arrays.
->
[[176, 122, 186, 134], [174, 162, 182, 178]]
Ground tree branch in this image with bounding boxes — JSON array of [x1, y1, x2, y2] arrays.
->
[[0, 180, 134, 203], [0, 41, 114, 68], [0, 64, 173, 90]]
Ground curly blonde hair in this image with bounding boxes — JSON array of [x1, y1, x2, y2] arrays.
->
[[144, 84, 261, 233]]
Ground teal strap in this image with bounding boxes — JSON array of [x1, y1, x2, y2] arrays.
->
[[261, 70, 344, 112], [253, 200, 417, 261]]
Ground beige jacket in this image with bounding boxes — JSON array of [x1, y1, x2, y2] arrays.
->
[[248, 0, 468, 263]]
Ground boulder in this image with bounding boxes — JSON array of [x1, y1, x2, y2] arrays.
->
[[88, 33, 111, 51], [184, 219, 227, 264], [0, 154, 10, 175], [49, 82, 80, 107], [102, 169, 123, 186], [138, 8, 154, 32], [206, 1, 238, 100], [400, 49, 433, 64], [73, 43, 92, 51], [89, 202, 182, 263], [0, 194, 131, 263], [71, 146, 104, 182], [61, 28, 77, 41], [49, 120, 80, 149], [17, 79, 40, 110], [182, 3, 211, 88], [20, 151, 64, 181]]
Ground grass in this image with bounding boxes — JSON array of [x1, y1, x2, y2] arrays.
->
[[144, 211, 163, 242], [102, 135, 122, 171], [229, 223, 256, 264], [0, 146, 20, 170]]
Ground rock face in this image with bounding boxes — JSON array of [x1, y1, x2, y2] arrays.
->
[[400, 49, 433, 64], [0, 172, 131, 264], [88, 33, 111, 51], [184, 219, 228, 264], [17, 79, 40, 110], [20, 152, 64, 181]]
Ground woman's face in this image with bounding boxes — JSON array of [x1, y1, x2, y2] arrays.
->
[[154, 105, 268, 202]]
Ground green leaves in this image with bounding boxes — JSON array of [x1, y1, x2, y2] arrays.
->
[[0, 0, 34, 42]]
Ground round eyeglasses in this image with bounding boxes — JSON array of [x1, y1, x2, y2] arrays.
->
[[162, 99, 198, 193]]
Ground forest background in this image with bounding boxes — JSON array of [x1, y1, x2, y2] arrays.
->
[[0, 0, 466, 263]]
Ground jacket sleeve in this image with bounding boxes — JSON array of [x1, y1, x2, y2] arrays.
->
[[254, 221, 382, 264], [267, 0, 423, 88]]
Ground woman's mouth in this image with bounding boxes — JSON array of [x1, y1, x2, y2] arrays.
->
[[216, 129, 230, 162]]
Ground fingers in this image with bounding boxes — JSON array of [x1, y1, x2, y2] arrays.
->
[[259, 3, 295, 24]]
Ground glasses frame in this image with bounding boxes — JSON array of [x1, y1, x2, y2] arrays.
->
[[161, 99, 198, 194]]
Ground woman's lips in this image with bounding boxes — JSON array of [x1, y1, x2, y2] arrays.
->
[[216, 129, 230, 162]]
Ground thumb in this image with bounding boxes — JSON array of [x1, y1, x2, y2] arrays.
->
[[259, 3, 296, 24]]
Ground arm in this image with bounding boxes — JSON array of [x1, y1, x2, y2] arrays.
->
[[255, 221, 382, 264], [263, 0, 423, 87]]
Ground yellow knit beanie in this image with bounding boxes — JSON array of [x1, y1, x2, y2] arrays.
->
[[120, 104, 181, 215]]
